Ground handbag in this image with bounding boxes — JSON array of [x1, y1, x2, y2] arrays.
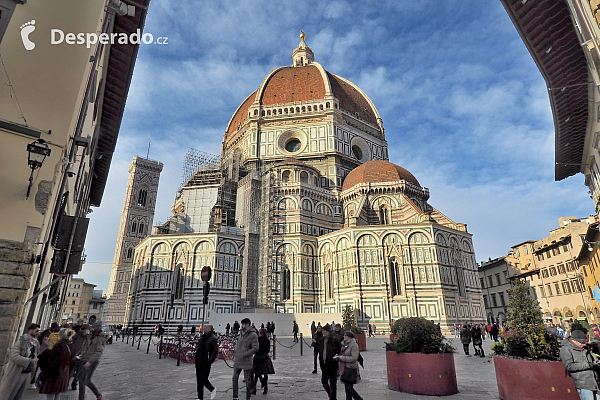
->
[[340, 368, 357, 384]]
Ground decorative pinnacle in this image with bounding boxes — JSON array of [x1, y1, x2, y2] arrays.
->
[[300, 30, 305, 42]]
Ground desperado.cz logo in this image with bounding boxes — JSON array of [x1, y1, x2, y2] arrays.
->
[[19, 19, 167, 50]]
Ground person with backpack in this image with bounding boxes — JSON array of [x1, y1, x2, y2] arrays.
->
[[38, 328, 75, 400], [335, 331, 363, 400]]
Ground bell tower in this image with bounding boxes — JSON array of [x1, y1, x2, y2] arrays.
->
[[105, 156, 163, 325]]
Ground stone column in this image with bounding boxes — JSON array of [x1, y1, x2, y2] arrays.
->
[[0, 239, 33, 375]]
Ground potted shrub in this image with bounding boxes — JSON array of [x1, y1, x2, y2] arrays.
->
[[492, 280, 578, 400], [342, 305, 367, 351], [385, 317, 457, 396]]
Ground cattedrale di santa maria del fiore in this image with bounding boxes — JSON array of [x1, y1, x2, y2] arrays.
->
[[110, 32, 485, 332]]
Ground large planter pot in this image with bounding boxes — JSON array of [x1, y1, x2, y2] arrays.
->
[[494, 356, 578, 400], [355, 333, 367, 351], [386, 351, 458, 396]]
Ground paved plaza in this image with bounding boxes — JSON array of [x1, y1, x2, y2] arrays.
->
[[21, 336, 500, 400]]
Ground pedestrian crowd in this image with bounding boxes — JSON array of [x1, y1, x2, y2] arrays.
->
[[457, 321, 505, 357], [0, 319, 107, 400], [191, 318, 364, 400]]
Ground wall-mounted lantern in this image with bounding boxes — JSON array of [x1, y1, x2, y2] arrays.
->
[[26, 139, 51, 199]]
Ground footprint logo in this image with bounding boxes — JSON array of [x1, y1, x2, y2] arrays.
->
[[20, 20, 36, 50]]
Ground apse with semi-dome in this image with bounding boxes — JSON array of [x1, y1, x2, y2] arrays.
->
[[122, 33, 485, 331]]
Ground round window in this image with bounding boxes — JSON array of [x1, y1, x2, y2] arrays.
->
[[352, 145, 363, 160], [285, 139, 302, 153]]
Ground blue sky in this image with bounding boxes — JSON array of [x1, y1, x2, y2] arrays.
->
[[78, 0, 595, 292]]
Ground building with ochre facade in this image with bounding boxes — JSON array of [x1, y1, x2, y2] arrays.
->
[[124, 34, 485, 331]]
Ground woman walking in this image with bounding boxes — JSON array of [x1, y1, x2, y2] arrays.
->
[[335, 331, 363, 400], [252, 328, 275, 395], [39, 328, 75, 400]]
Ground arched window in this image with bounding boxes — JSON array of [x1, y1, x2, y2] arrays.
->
[[379, 206, 389, 225], [300, 171, 308, 183], [126, 247, 133, 259], [174, 263, 184, 300], [390, 258, 401, 296], [138, 223, 144, 235], [282, 268, 291, 300], [281, 170, 291, 183], [131, 221, 137, 233], [327, 269, 334, 299], [302, 199, 312, 212], [137, 189, 148, 207]]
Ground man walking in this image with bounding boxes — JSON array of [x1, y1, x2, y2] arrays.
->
[[312, 324, 323, 374], [78, 321, 106, 400], [232, 318, 258, 400], [233, 320, 240, 335], [70, 324, 90, 390], [195, 324, 218, 400], [319, 324, 341, 400], [0, 323, 40, 400], [292, 320, 299, 342], [561, 330, 600, 400]]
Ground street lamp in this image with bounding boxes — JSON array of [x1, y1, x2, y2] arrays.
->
[[26, 139, 51, 199]]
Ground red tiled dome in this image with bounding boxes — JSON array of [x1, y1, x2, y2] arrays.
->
[[342, 160, 420, 191], [225, 63, 380, 137]]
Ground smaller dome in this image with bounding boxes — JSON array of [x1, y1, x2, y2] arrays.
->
[[342, 160, 420, 191]]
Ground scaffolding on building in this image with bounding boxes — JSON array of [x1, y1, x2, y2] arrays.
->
[[180, 149, 221, 189]]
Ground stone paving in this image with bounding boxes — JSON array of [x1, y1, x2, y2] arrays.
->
[[21, 335, 500, 400]]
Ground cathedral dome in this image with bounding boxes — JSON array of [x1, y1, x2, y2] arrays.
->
[[224, 33, 382, 138], [342, 160, 420, 191]]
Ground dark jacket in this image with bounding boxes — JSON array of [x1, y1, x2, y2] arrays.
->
[[313, 331, 323, 353], [472, 328, 482, 345], [39, 339, 74, 394], [233, 322, 240, 332], [252, 336, 274, 375], [71, 331, 87, 356], [561, 339, 600, 391], [460, 327, 472, 344], [195, 332, 218, 365], [319, 335, 341, 373], [332, 329, 344, 344]]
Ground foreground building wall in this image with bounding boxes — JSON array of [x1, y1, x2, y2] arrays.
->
[[0, 0, 151, 372]]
